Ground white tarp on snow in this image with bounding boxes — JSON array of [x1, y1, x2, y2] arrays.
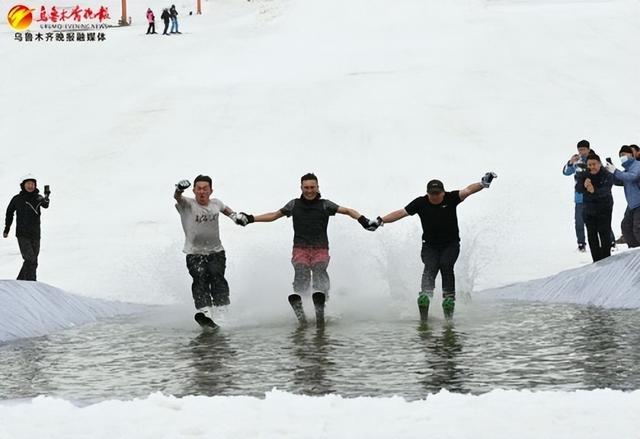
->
[[0, 281, 143, 343], [481, 249, 640, 308]]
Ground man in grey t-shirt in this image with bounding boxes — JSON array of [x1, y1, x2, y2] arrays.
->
[[174, 174, 242, 327]]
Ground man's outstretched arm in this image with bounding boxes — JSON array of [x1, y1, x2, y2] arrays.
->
[[380, 209, 409, 224], [459, 172, 497, 201], [253, 211, 286, 222]]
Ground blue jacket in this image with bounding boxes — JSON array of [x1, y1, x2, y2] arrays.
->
[[563, 156, 589, 204], [613, 159, 640, 210]]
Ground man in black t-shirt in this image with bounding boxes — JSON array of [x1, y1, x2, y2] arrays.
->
[[377, 172, 497, 320], [234, 173, 375, 324]]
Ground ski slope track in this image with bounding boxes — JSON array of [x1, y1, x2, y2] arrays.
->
[[482, 249, 640, 308], [0, 281, 143, 344]]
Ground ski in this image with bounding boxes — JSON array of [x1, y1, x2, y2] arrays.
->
[[288, 294, 307, 325], [312, 292, 326, 326], [194, 312, 218, 329]]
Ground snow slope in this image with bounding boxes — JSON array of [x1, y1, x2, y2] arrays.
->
[[0, 281, 143, 343], [2, 0, 639, 308], [1, 389, 639, 439], [481, 248, 640, 308]]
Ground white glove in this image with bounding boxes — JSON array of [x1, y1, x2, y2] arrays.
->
[[175, 179, 191, 192], [231, 212, 249, 226], [368, 216, 384, 231], [480, 172, 497, 188], [605, 163, 617, 174]]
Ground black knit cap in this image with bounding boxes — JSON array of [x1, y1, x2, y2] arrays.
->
[[619, 145, 634, 155], [577, 140, 590, 150], [427, 179, 445, 194], [193, 174, 212, 188]]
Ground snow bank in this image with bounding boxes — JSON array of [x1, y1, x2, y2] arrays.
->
[[481, 249, 640, 308], [0, 389, 638, 439], [0, 281, 143, 343]]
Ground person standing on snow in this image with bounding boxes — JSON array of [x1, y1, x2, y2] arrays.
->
[[232, 173, 377, 325], [373, 172, 497, 321], [605, 145, 640, 248], [174, 175, 243, 327], [3, 175, 51, 281], [575, 154, 614, 262], [169, 5, 180, 34], [146, 8, 157, 35], [563, 140, 593, 252], [161, 8, 171, 35]]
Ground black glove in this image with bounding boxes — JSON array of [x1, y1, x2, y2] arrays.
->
[[175, 179, 191, 192], [480, 172, 497, 188], [358, 215, 381, 231], [239, 212, 255, 225]]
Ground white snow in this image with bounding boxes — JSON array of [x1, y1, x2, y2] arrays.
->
[[481, 248, 640, 308], [1, 0, 640, 435], [0, 280, 143, 343], [1, 389, 639, 439]]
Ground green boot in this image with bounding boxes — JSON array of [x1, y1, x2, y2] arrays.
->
[[442, 297, 455, 320], [417, 293, 431, 321]]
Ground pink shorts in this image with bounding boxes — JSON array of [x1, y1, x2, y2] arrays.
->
[[291, 247, 330, 267]]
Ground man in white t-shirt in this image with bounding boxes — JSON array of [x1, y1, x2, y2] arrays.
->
[[174, 174, 241, 327]]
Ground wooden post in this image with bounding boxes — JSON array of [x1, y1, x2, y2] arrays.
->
[[197, 0, 202, 15], [121, 0, 127, 25]]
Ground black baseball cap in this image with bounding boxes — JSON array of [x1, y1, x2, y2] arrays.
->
[[427, 179, 445, 194]]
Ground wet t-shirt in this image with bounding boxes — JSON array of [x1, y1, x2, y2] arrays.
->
[[176, 197, 226, 254], [280, 196, 339, 248], [405, 191, 462, 246]]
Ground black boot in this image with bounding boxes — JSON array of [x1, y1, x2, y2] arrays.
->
[[288, 294, 307, 325]]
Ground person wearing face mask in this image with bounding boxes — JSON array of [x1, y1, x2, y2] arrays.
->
[[575, 155, 614, 262], [374, 172, 497, 321], [605, 145, 640, 248], [3, 175, 51, 281]]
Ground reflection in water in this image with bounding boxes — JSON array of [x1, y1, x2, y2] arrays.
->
[[0, 338, 49, 398], [289, 326, 335, 395], [184, 329, 237, 396], [417, 323, 465, 393], [576, 306, 622, 390], [2, 301, 640, 400]]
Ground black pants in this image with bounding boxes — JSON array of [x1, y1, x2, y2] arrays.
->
[[584, 210, 612, 262], [420, 242, 460, 299], [17, 237, 40, 281], [163, 21, 170, 34], [146, 22, 155, 34], [186, 251, 230, 309], [621, 206, 640, 248]]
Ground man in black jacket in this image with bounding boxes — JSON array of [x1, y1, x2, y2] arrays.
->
[[576, 154, 613, 262], [3, 175, 50, 281]]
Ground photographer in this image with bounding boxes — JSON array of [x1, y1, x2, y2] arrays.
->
[[562, 140, 592, 252], [3, 175, 50, 281], [575, 155, 613, 262]]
